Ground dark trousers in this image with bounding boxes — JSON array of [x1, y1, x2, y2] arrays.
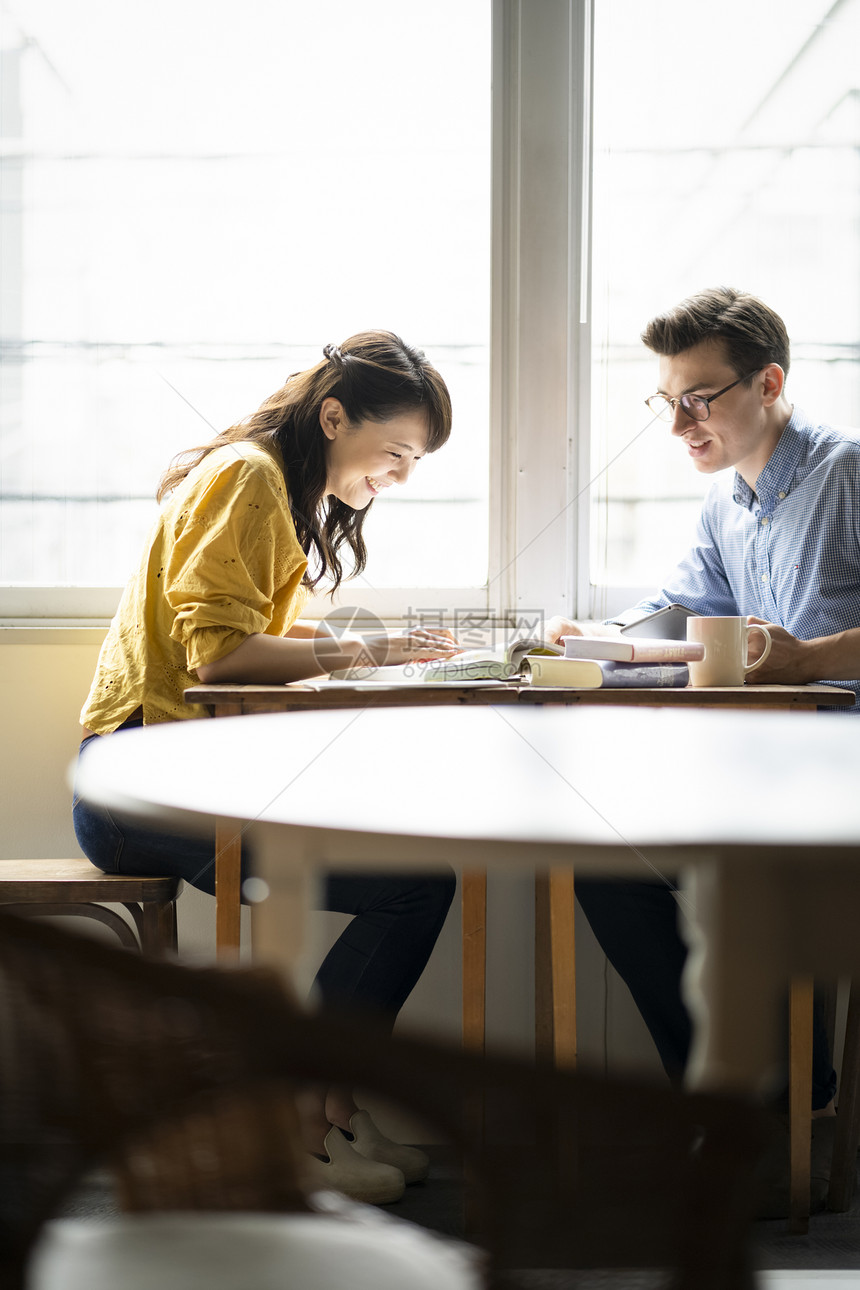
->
[[73, 737, 455, 1029], [575, 877, 837, 1109]]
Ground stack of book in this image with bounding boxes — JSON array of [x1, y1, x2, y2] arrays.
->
[[523, 636, 705, 689], [329, 633, 705, 689]]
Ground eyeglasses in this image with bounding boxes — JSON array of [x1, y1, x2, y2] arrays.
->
[[645, 369, 761, 423]]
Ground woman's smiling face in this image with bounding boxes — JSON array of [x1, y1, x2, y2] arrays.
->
[[321, 399, 429, 509]]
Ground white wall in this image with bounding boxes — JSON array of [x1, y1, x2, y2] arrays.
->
[[0, 627, 663, 1081]]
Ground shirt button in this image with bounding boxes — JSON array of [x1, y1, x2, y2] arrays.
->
[[761, 574, 768, 583], [778, 491, 786, 499], [761, 516, 770, 526]]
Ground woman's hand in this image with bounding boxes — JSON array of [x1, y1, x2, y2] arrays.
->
[[195, 626, 461, 685], [353, 627, 462, 669]]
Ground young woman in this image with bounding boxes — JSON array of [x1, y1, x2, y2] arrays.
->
[[73, 332, 461, 1204]]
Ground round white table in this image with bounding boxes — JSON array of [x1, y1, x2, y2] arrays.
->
[[75, 703, 860, 1097]]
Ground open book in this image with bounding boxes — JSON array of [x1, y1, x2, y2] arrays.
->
[[329, 636, 562, 684], [421, 636, 562, 682]]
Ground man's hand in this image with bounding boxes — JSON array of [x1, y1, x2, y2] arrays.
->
[[544, 617, 625, 646], [746, 618, 819, 684], [544, 616, 584, 645], [747, 618, 860, 684]]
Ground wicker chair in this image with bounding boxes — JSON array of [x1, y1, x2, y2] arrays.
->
[[0, 909, 769, 1290]]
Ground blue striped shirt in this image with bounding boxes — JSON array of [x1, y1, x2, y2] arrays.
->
[[622, 407, 860, 712]]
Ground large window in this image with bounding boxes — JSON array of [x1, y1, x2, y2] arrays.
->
[[4, 0, 859, 627], [589, 0, 860, 616], [0, 1, 491, 613]]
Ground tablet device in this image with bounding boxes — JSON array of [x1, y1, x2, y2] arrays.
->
[[619, 604, 696, 641]]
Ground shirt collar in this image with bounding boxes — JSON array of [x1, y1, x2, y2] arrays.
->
[[731, 407, 805, 511]]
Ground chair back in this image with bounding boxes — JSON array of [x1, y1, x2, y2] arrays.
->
[[0, 909, 767, 1290]]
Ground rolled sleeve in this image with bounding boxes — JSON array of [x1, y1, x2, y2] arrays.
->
[[163, 455, 307, 670]]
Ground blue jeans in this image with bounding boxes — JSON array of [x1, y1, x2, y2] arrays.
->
[[73, 734, 455, 1028], [575, 878, 837, 1109]]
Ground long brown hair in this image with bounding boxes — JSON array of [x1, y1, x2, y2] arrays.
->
[[158, 331, 452, 591]]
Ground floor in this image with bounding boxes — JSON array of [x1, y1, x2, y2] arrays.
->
[[59, 1148, 860, 1287]]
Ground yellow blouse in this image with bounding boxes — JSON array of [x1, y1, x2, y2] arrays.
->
[[81, 442, 309, 731]]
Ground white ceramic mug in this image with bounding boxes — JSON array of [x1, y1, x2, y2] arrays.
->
[[685, 616, 772, 687]]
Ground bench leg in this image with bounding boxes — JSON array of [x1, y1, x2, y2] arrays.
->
[[1, 903, 138, 950], [140, 899, 178, 956]]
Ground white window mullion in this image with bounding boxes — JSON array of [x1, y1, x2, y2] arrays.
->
[[570, 1, 595, 622], [490, 0, 593, 629], [488, 0, 520, 626]]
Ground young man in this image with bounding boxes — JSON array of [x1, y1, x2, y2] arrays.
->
[[552, 285, 860, 711], [547, 288, 860, 1205]]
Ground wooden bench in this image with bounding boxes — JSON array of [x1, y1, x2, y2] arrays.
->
[[0, 859, 181, 955]]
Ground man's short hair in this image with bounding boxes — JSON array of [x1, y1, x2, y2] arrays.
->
[[641, 287, 791, 381]]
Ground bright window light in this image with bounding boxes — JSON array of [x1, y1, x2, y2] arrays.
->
[[590, 0, 860, 597], [0, 1, 491, 591]]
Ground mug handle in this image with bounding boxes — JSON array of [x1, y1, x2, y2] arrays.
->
[[743, 623, 772, 674]]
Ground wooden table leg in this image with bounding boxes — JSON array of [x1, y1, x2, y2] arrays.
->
[[789, 976, 814, 1234], [681, 855, 784, 1093], [461, 871, 488, 1159], [215, 818, 243, 960], [535, 874, 552, 1062], [550, 868, 577, 1068], [208, 703, 245, 961], [247, 822, 314, 992], [536, 870, 577, 1067], [462, 871, 487, 1053]]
